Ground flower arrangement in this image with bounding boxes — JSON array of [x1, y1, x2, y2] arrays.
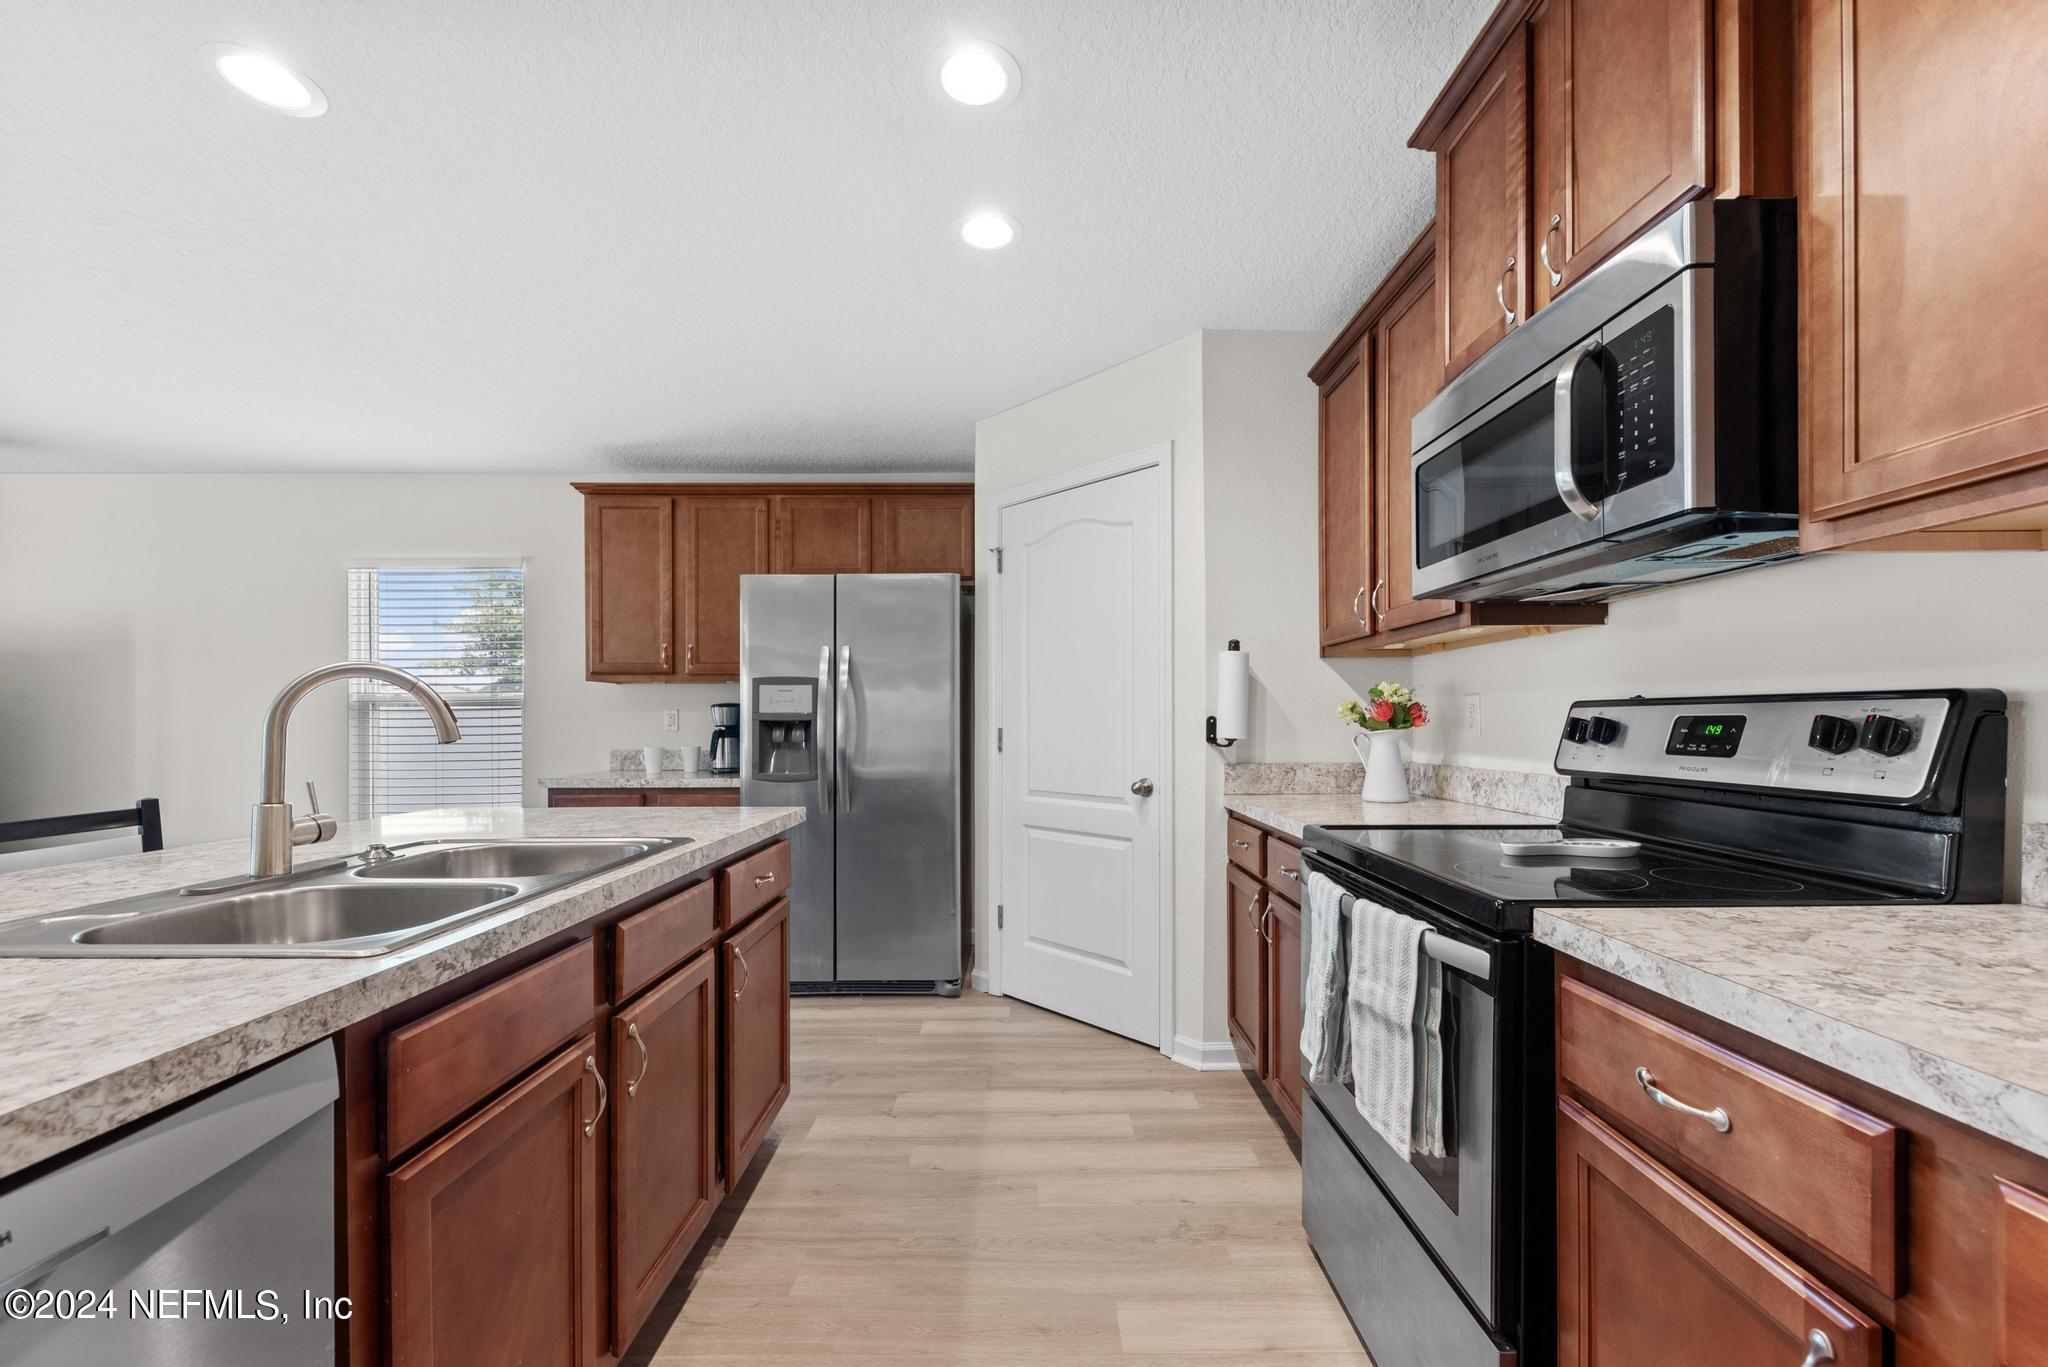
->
[[1340, 681, 1430, 732]]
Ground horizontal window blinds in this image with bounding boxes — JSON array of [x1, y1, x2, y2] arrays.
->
[[346, 564, 525, 818]]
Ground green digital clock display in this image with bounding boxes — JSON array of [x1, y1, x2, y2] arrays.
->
[[1666, 714, 1747, 758]]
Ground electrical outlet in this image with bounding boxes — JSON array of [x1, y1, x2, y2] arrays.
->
[[1463, 693, 1481, 730], [662, 709, 680, 733]]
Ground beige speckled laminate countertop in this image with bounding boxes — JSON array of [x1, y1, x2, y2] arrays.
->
[[1223, 792, 1549, 840], [1539, 903, 2048, 1161], [0, 805, 801, 1180], [539, 771, 741, 790]]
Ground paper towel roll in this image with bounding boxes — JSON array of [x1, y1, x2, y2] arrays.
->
[[1214, 645, 1250, 743]]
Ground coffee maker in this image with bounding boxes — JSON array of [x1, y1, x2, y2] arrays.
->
[[708, 702, 740, 774]]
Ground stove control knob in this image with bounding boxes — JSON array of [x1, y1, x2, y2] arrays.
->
[[1858, 713, 1914, 758], [1563, 717, 1591, 745], [1807, 714, 1858, 755], [1587, 716, 1623, 746]]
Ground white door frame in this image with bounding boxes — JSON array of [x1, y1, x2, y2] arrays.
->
[[987, 442, 1176, 1058]]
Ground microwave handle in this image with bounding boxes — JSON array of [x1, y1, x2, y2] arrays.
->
[[1553, 337, 1605, 521]]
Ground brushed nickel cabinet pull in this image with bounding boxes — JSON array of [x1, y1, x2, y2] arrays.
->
[[1635, 1066, 1731, 1133], [1799, 1330, 1835, 1367], [1352, 584, 1369, 627], [733, 944, 752, 1000], [583, 1056, 608, 1138], [1371, 579, 1387, 622], [1497, 257, 1518, 327], [626, 1023, 649, 1097], [753, 869, 777, 887], [1541, 214, 1563, 288]]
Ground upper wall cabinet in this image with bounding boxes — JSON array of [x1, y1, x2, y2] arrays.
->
[[1797, 0, 2048, 550], [1414, 0, 1780, 380], [578, 484, 975, 683], [1427, 29, 1529, 382], [1527, 0, 1710, 304], [585, 495, 675, 680], [1315, 339, 1374, 651]]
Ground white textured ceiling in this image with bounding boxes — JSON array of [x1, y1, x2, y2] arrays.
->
[[0, 0, 1496, 473]]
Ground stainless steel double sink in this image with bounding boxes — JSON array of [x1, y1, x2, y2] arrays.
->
[[0, 837, 685, 958]]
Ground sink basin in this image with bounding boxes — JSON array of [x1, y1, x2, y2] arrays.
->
[[352, 838, 674, 882], [0, 835, 684, 958], [74, 881, 521, 951]]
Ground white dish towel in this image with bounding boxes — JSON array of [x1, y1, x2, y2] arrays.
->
[[1299, 872, 1350, 1084], [1346, 894, 1449, 1161]]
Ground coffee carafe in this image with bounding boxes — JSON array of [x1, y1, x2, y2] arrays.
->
[[708, 702, 740, 774]]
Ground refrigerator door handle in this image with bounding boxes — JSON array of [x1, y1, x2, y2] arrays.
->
[[837, 644, 853, 813], [817, 644, 834, 810]]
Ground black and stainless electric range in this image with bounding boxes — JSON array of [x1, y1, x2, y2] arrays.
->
[[1299, 689, 2009, 1367]]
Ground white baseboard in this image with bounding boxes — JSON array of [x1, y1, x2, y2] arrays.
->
[[968, 967, 991, 993], [1169, 1035, 1241, 1071]]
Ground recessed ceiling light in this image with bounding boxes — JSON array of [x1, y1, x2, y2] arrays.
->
[[960, 210, 1020, 251], [934, 40, 1020, 109], [201, 43, 328, 117]]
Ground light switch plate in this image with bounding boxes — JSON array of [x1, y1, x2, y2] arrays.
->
[[662, 709, 680, 732], [1464, 693, 1480, 730]]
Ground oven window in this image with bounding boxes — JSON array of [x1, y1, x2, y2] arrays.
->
[[1415, 385, 1566, 568]]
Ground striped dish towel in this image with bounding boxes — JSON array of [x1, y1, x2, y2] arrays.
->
[[1299, 872, 1350, 1083], [1346, 894, 1449, 1161]]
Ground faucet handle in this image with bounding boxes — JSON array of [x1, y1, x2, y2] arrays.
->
[[305, 780, 323, 814], [292, 780, 337, 849]]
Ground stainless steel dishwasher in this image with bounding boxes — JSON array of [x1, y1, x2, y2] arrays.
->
[[0, 1043, 338, 1365]]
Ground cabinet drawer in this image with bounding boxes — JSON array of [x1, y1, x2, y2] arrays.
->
[[1225, 817, 1264, 877], [385, 940, 596, 1155], [720, 840, 790, 930], [1557, 1098, 1882, 1367], [612, 879, 718, 1002], [549, 790, 645, 807], [2000, 1179, 2048, 1367], [1558, 978, 1898, 1292], [1263, 833, 1303, 899], [646, 788, 740, 807]]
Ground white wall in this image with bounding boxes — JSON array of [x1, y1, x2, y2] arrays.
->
[[1409, 550, 2048, 882], [974, 330, 1395, 1054], [0, 474, 922, 847]]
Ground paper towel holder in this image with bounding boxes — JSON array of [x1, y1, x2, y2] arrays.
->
[[1207, 639, 1242, 749]]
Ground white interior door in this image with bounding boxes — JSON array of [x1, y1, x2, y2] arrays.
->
[[997, 461, 1166, 1045]]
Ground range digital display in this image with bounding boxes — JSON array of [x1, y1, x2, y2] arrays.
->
[[1666, 713, 1746, 758]]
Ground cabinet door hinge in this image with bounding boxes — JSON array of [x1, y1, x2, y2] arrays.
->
[[996, 727, 1004, 752], [997, 904, 1005, 929], [988, 545, 1003, 573]]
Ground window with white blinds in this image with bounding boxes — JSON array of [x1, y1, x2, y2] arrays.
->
[[346, 563, 525, 818]]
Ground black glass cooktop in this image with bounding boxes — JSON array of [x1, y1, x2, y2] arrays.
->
[[1304, 825, 1919, 934]]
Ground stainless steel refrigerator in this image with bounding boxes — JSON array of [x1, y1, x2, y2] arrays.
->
[[739, 573, 965, 994]]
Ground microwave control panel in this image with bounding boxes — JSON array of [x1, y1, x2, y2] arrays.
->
[[1605, 304, 1675, 491]]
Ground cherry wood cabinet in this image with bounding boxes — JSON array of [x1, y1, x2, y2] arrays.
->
[[386, 1036, 604, 1367], [1999, 1180, 2048, 1366], [771, 495, 870, 574], [1428, 30, 1528, 383], [676, 495, 769, 679], [722, 895, 791, 1181], [1265, 892, 1303, 1133], [1373, 247, 1460, 635], [1316, 340, 1375, 650], [1796, 0, 2048, 551], [1225, 863, 1268, 1078], [579, 483, 975, 683], [547, 789, 740, 809], [584, 496, 674, 680], [610, 950, 719, 1350], [1527, 0, 1710, 304], [1557, 1098, 1882, 1367], [873, 493, 974, 577]]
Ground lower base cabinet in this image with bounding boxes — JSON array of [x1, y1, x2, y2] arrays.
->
[[1267, 895, 1303, 1131], [610, 951, 720, 1349], [1556, 1099, 1880, 1367], [385, 1037, 603, 1367], [722, 897, 791, 1180], [359, 840, 794, 1367], [1222, 817, 1306, 1137]]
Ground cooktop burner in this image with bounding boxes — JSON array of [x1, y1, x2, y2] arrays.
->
[[1307, 825, 1913, 933]]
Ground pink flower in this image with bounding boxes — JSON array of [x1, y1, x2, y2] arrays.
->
[[1408, 703, 1429, 728], [1370, 699, 1396, 723]]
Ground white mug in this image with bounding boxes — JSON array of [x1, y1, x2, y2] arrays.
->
[[642, 745, 665, 777], [680, 744, 703, 774]]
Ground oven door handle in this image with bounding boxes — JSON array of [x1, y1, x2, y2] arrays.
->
[[1553, 336, 1605, 522]]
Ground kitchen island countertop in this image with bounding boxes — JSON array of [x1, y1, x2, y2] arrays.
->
[[0, 804, 801, 1180]]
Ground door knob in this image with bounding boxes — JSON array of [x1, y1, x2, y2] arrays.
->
[[1130, 779, 1154, 797]]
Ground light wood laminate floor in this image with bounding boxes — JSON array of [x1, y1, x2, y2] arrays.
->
[[626, 990, 1373, 1365]]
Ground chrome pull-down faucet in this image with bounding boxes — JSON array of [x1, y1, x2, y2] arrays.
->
[[252, 662, 461, 877]]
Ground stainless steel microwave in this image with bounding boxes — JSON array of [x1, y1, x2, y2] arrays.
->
[[1409, 198, 1800, 603]]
